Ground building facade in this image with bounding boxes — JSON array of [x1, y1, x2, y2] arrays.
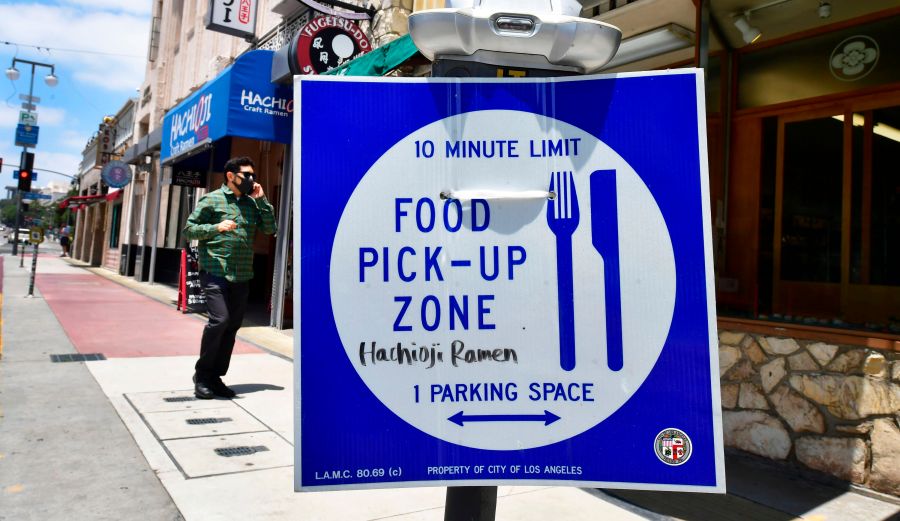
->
[[70, 99, 135, 268], [118, 0, 415, 328], [585, 0, 900, 496]]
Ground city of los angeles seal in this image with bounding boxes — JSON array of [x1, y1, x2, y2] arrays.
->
[[654, 428, 692, 466]]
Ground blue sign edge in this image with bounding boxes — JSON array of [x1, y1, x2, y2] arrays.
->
[[291, 70, 725, 494], [15, 123, 39, 145]]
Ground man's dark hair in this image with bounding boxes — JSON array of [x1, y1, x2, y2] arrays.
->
[[223, 156, 255, 176]]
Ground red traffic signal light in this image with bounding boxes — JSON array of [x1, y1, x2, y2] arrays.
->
[[18, 170, 32, 192], [18, 151, 34, 192]]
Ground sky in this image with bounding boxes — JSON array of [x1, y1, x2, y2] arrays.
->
[[0, 0, 151, 191]]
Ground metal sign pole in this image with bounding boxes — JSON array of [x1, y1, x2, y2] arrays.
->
[[14, 63, 40, 258], [12, 193, 21, 256], [444, 486, 497, 521], [26, 242, 38, 297], [433, 53, 499, 521], [19, 226, 26, 268]]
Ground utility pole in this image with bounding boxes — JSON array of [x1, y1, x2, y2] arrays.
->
[[5, 58, 58, 255]]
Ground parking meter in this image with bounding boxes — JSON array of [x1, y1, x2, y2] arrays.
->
[[410, 0, 621, 78], [408, 2, 621, 519]]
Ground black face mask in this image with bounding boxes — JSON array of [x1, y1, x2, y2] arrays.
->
[[234, 173, 254, 195]]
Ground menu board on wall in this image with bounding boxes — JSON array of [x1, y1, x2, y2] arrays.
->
[[173, 170, 207, 188]]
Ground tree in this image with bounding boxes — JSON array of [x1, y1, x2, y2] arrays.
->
[[0, 199, 17, 226]]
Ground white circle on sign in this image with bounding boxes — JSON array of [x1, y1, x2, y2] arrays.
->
[[331, 34, 354, 59], [329, 110, 676, 450]]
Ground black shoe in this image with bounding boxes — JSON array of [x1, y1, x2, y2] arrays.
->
[[194, 381, 215, 400], [210, 379, 236, 398]]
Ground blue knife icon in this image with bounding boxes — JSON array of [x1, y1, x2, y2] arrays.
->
[[590, 170, 623, 371]]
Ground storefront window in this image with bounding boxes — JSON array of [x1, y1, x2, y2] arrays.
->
[[757, 103, 900, 327], [756, 117, 778, 315], [724, 15, 900, 330], [850, 105, 900, 287], [780, 116, 843, 283]]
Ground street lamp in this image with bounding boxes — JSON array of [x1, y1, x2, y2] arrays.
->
[[7, 57, 58, 255], [4, 62, 59, 86]]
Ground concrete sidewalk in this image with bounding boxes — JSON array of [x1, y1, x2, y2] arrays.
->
[[85, 354, 640, 521], [4, 253, 899, 520], [0, 254, 183, 521]]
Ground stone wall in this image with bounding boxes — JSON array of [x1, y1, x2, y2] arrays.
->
[[718, 330, 900, 496]]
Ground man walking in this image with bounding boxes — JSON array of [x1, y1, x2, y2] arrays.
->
[[59, 225, 71, 257], [183, 156, 277, 399]]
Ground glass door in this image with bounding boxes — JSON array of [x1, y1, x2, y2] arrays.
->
[[774, 97, 900, 328], [846, 105, 900, 326], [773, 110, 845, 320]]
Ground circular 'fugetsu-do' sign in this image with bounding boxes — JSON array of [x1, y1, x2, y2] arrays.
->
[[291, 16, 371, 75]]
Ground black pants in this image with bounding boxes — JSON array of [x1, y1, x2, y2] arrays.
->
[[194, 272, 249, 383]]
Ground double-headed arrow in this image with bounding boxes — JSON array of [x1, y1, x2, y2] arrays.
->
[[448, 410, 560, 427]]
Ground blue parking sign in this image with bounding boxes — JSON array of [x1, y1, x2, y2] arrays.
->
[[15, 123, 39, 147], [293, 71, 724, 493]]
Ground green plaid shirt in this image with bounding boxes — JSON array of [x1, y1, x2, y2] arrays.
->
[[183, 184, 277, 282]]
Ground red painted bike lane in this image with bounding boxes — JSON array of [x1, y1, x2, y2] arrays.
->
[[36, 272, 260, 358]]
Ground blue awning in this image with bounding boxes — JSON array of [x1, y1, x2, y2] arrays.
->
[[161, 50, 292, 164]]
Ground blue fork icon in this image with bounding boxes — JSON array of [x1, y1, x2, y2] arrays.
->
[[547, 171, 579, 371]]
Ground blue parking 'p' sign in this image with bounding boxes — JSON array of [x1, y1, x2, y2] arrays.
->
[[293, 70, 724, 493]]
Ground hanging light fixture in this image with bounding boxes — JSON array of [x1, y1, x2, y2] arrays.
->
[[733, 13, 762, 45]]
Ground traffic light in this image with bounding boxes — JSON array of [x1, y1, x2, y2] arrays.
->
[[17, 170, 33, 192], [18, 152, 34, 192]]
